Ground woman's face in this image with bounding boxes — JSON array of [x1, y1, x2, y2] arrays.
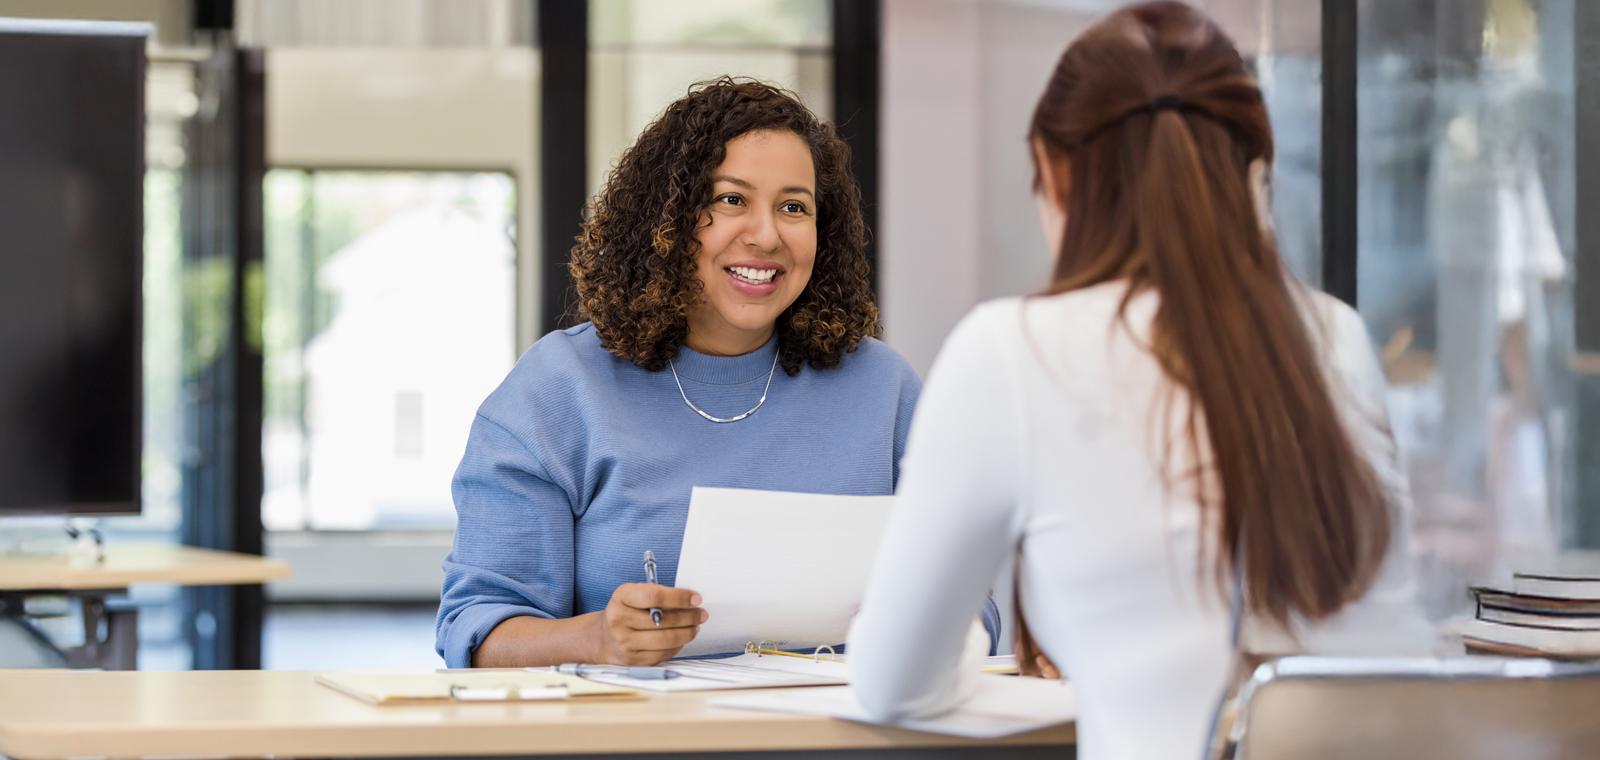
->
[[686, 129, 818, 355]]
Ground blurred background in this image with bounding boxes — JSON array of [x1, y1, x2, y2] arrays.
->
[[0, 0, 1595, 671]]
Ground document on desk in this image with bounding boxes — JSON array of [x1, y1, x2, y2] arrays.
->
[[711, 675, 1078, 739], [672, 486, 895, 658], [564, 652, 849, 693]]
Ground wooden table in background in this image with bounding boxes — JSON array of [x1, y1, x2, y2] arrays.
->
[[0, 545, 289, 669]]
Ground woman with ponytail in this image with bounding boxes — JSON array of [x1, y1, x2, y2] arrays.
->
[[848, 3, 1429, 757]]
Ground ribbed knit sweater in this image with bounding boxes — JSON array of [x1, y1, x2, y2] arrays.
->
[[435, 322, 933, 668]]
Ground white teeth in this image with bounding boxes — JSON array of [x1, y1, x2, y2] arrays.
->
[[729, 266, 777, 284]]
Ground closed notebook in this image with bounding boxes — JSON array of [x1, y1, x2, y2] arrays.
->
[[1472, 587, 1600, 616], [316, 671, 637, 705], [1457, 619, 1600, 659], [1513, 572, 1600, 602]]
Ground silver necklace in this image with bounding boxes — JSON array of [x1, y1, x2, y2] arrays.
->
[[668, 350, 779, 423]]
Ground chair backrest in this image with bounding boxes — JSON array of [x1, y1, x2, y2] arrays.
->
[[1231, 656, 1600, 760]]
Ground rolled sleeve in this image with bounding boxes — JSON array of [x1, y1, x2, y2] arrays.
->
[[435, 413, 577, 668]]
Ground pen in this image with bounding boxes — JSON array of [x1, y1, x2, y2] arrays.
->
[[643, 549, 662, 627], [553, 663, 680, 680]]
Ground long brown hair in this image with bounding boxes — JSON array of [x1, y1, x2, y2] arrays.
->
[[1016, 1, 1389, 666]]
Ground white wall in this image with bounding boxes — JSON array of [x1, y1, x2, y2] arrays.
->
[[881, 0, 1095, 376], [880, 0, 986, 377], [880, 0, 1295, 375]]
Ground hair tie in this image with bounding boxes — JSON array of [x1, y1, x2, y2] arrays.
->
[[1065, 93, 1208, 149], [1148, 93, 1185, 113]]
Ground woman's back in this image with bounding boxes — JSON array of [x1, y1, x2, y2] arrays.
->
[[852, 280, 1429, 759], [850, 5, 1430, 757]]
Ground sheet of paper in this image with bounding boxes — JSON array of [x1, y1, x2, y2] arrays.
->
[[711, 675, 1077, 739], [673, 486, 895, 657], [568, 653, 849, 693]]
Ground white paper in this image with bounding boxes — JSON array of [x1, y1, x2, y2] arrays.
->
[[711, 674, 1078, 739], [568, 653, 849, 693], [673, 487, 896, 657]]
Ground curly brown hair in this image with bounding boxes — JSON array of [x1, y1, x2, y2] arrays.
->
[[569, 77, 880, 375]]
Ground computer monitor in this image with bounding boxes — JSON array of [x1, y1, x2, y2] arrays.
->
[[0, 19, 146, 516]]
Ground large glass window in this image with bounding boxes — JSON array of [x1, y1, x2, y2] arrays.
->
[[587, 0, 832, 197], [263, 170, 517, 531], [1355, 0, 1579, 616], [1248, 0, 1323, 285]]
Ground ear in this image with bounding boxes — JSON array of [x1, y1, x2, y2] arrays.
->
[[1032, 140, 1071, 212]]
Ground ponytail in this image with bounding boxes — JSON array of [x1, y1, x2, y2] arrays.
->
[[1134, 109, 1388, 624], [1025, 1, 1392, 627]]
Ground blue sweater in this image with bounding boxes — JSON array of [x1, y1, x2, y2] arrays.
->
[[437, 323, 945, 668]]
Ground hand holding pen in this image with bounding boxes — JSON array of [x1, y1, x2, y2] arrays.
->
[[591, 554, 708, 666], [644, 550, 663, 627]]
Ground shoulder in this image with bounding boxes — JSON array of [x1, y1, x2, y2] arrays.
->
[[477, 322, 623, 427], [522, 322, 608, 365], [1294, 285, 1369, 343], [1292, 286, 1380, 371], [1290, 284, 1389, 411]]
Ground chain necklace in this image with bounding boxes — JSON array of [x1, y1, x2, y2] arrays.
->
[[668, 350, 779, 423]]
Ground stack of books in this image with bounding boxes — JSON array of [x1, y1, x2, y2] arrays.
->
[[1461, 571, 1600, 659]]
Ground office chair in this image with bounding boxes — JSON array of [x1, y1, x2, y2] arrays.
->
[[1229, 656, 1600, 760]]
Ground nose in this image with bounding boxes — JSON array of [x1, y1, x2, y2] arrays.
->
[[741, 208, 781, 252]]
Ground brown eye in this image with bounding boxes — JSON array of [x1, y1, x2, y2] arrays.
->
[[715, 194, 745, 207], [781, 201, 808, 215]]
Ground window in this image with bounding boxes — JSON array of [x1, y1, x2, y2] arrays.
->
[[587, 0, 833, 197], [263, 170, 517, 531], [1354, 0, 1580, 614]]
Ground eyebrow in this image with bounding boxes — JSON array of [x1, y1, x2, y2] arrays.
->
[[712, 175, 815, 198]]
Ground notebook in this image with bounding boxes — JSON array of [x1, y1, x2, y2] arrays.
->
[[1473, 586, 1600, 616], [1513, 572, 1600, 601], [1457, 619, 1600, 659], [316, 670, 638, 705], [712, 673, 1077, 739]]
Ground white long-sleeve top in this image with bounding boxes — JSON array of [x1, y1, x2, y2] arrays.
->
[[849, 281, 1433, 760]]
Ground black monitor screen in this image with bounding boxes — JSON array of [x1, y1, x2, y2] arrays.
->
[[0, 20, 145, 516]]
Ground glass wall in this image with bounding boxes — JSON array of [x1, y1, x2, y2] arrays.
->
[[587, 0, 832, 197], [1248, 0, 1323, 286], [1356, 0, 1580, 617], [262, 170, 517, 532]]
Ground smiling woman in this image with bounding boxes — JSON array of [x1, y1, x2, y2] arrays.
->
[[571, 78, 879, 376], [434, 79, 997, 670]]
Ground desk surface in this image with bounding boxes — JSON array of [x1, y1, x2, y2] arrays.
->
[[0, 545, 289, 591], [0, 670, 1075, 759]]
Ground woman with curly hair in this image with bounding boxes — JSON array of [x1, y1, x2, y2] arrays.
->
[[435, 79, 987, 668]]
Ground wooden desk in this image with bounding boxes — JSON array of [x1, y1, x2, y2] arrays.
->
[[0, 545, 289, 669], [0, 670, 1076, 759]]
